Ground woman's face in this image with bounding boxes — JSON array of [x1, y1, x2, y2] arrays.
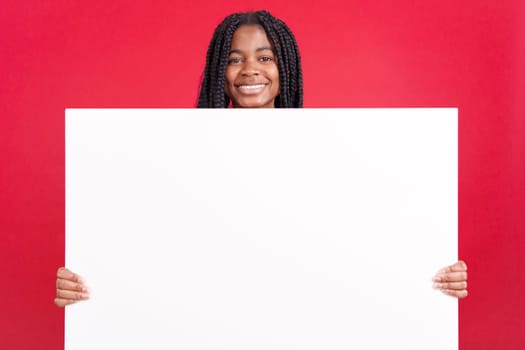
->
[[225, 25, 280, 108]]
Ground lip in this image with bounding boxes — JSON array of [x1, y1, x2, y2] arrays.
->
[[234, 83, 268, 95]]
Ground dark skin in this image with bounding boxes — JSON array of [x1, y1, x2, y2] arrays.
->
[[54, 25, 468, 308], [224, 25, 280, 108]]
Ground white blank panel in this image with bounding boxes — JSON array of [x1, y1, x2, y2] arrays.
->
[[66, 108, 457, 350]]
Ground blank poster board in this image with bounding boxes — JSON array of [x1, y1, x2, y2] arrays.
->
[[65, 108, 457, 350]]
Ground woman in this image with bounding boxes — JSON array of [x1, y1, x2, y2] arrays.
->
[[55, 10, 467, 307], [198, 10, 302, 108]]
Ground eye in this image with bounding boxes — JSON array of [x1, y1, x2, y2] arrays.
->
[[259, 56, 274, 63], [228, 57, 242, 65]]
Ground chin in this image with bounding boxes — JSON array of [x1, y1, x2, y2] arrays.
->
[[234, 98, 274, 108]]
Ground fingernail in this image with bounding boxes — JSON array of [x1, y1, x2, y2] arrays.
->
[[433, 276, 442, 282], [433, 283, 442, 289], [81, 293, 90, 300]]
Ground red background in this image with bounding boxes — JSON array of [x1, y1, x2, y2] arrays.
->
[[1, 1, 524, 349]]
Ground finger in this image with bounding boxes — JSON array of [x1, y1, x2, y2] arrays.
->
[[54, 298, 79, 308], [56, 278, 88, 293], [441, 289, 468, 299], [448, 260, 468, 272], [433, 281, 467, 290], [56, 267, 84, 283], [56, 288, 89, 301], [436, 260, 467, 274], [433, 271, 467, 283]]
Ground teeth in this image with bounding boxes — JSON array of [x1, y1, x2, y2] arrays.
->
[[238, 84, 265, 90]]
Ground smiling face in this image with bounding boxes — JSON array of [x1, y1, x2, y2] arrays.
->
[[225, 25, 280, 108]]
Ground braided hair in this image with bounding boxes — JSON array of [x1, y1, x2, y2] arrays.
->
[[198, 10, 303, 108]]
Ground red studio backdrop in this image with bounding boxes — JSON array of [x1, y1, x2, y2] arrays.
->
[[1, 1, 524, 349]]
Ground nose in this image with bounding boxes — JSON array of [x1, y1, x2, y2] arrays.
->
[[240, 59, 260, 76]]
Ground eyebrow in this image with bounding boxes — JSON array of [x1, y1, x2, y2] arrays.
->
[[229, 46, 274, 55]]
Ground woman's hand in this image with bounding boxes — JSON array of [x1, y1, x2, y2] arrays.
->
[[433, 260, 468, 299], [54, 267, 90, 307]]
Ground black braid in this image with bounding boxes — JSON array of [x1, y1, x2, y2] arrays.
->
[[197, 10, 303, 108]]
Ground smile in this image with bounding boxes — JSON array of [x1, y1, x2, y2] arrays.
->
[[235, 84, 267, 94]]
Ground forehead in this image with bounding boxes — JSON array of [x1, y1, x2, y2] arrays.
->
[[230, 25, 273, 51]]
